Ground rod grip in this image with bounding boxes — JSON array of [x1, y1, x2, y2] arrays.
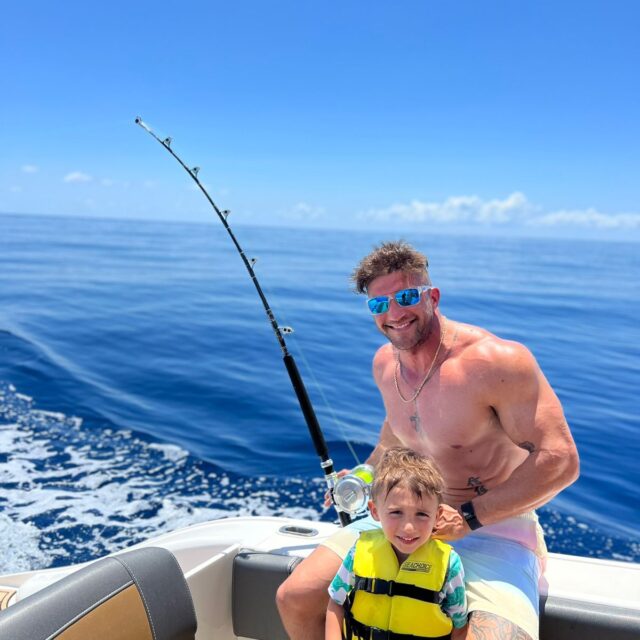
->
[[283, 354, 352, 527]]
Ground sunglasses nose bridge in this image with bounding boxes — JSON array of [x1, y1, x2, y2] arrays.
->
[[369, 287, 429, 315]]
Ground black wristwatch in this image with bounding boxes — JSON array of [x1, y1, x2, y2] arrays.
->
[[460, 501, 483, 530]]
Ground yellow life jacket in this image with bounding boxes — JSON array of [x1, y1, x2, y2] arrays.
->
[[344, 529, 453, 640]]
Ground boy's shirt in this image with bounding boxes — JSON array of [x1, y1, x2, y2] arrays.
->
[[328, 540, 468, 630]]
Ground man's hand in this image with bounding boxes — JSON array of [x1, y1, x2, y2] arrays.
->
[[324, 469, 351, 507], [431, 504, 470, 541]]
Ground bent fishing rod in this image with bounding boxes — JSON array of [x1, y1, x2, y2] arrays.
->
[[135, 117, 351, 526]]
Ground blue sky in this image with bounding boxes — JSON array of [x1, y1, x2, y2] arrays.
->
[[1, 1, 639, 237]]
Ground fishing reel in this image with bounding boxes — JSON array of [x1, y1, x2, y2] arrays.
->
[[331, 464, 375, 516]]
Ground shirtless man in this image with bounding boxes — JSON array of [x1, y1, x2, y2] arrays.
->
[[277, 241, 579, 640]]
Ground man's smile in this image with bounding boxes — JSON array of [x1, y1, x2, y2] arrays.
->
[[385, 318, 415, 331]]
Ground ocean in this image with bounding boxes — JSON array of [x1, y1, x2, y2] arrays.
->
[[0, 212, 638, 573]]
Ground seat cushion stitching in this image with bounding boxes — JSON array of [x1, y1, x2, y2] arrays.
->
[[45, 580, 133, 640], [112, 555, 158, 640]]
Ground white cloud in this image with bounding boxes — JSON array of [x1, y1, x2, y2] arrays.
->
[[101, 178, 115, 187], [531, 208, 640, 229], [359, 192, 639, 230], [21, 165, 39, 174], [361, 192, 536, 225], [283, 201, 325, 221], [64, 171, 93, 183]]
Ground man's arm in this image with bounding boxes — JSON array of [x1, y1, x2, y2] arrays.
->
[[365, 418, 402, 467], [366, 346, 403, 467], [324, 419, 400, 507], [435, 340, 579, 539], [473, 341, 579, 525]]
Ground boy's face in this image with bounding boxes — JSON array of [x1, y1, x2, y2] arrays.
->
[[370, 485, 441, 562]]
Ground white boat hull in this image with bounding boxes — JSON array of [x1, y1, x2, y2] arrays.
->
[[1, 516, 639, 639]]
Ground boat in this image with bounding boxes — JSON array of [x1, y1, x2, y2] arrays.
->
[[2, 124, 638, 638], [1, 514, 639, 639]]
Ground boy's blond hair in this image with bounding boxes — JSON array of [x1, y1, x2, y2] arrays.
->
[[371, 447, 444, 504]]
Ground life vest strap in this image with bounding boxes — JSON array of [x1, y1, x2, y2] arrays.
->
[[347, 617, 451, 640], [353, 575, 440, 603]]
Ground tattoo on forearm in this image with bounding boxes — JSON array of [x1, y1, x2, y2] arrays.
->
[[518, 441, 536, 453], [468, 611, 533, 640], [467, 476, 488, 495]]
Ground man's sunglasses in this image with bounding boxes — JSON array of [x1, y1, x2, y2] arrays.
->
[[366, 286, 432, 315]]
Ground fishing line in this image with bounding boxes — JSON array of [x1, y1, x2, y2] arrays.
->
[[135, 117, 351, 526], [254, 273, 362, 467], [284, 331, 362, 467], [289, 343, 362, 466]]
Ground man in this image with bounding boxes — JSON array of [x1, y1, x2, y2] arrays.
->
[[277, 241, 579, 640]]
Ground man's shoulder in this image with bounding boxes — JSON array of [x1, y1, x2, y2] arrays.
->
[[456, 323, 534, 373], [372, 343, 394, 373]]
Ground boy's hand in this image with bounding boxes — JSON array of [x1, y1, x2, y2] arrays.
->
[[431, 504, 470, 541], [324, 469, 351, 507]]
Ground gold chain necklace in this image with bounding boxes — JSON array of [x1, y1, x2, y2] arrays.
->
[[394, 318, 448, 404]]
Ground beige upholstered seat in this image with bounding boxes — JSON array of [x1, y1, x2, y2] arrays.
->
[[0, 546, 197, 640]]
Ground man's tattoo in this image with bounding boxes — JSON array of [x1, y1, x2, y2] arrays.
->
[[468, 611, 533, 640], [518, 441, 536, 453], [410, 413, 421, 432], [467, 476, 488, 495]]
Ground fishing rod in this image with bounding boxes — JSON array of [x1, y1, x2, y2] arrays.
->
[[135, 117, 353, 526]]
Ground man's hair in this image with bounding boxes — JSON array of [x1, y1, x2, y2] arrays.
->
[[371, 447, 444, 504], [351, 240, 430, 294]]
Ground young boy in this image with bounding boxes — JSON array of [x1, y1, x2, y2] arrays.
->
[[325, 447, 467, 639]]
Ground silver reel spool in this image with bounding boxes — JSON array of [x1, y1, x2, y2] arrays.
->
[[332, 464, 374, 516]]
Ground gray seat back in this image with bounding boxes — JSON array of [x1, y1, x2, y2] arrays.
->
[[232, 550, 301, 640], [0, 546, 197, 640], [540, 595, 640, 640], [231, 550, 640, 640]]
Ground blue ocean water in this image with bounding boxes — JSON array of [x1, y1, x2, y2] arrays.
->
[[0, 212, 638, 572]]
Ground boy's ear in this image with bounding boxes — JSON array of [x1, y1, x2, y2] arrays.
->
[[369, 500, 380, 522], [434, 504, 445, 529]]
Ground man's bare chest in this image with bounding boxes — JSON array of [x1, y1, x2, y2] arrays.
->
[[382, 376, 494, 453]]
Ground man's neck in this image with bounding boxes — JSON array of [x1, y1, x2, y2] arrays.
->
[[396, 314, 446, 376]]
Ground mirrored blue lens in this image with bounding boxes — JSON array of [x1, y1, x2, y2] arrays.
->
[[396, 288, 420, 306], [367, 297, 390, 314], [367, 288, 424, 314]]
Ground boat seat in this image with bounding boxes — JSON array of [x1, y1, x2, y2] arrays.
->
[[231, 550, 640, 640], [540, 595, 640, 640], [232, 550, 302, 640], [0, 586, 16, 611], [0, 546, 197, 640]]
